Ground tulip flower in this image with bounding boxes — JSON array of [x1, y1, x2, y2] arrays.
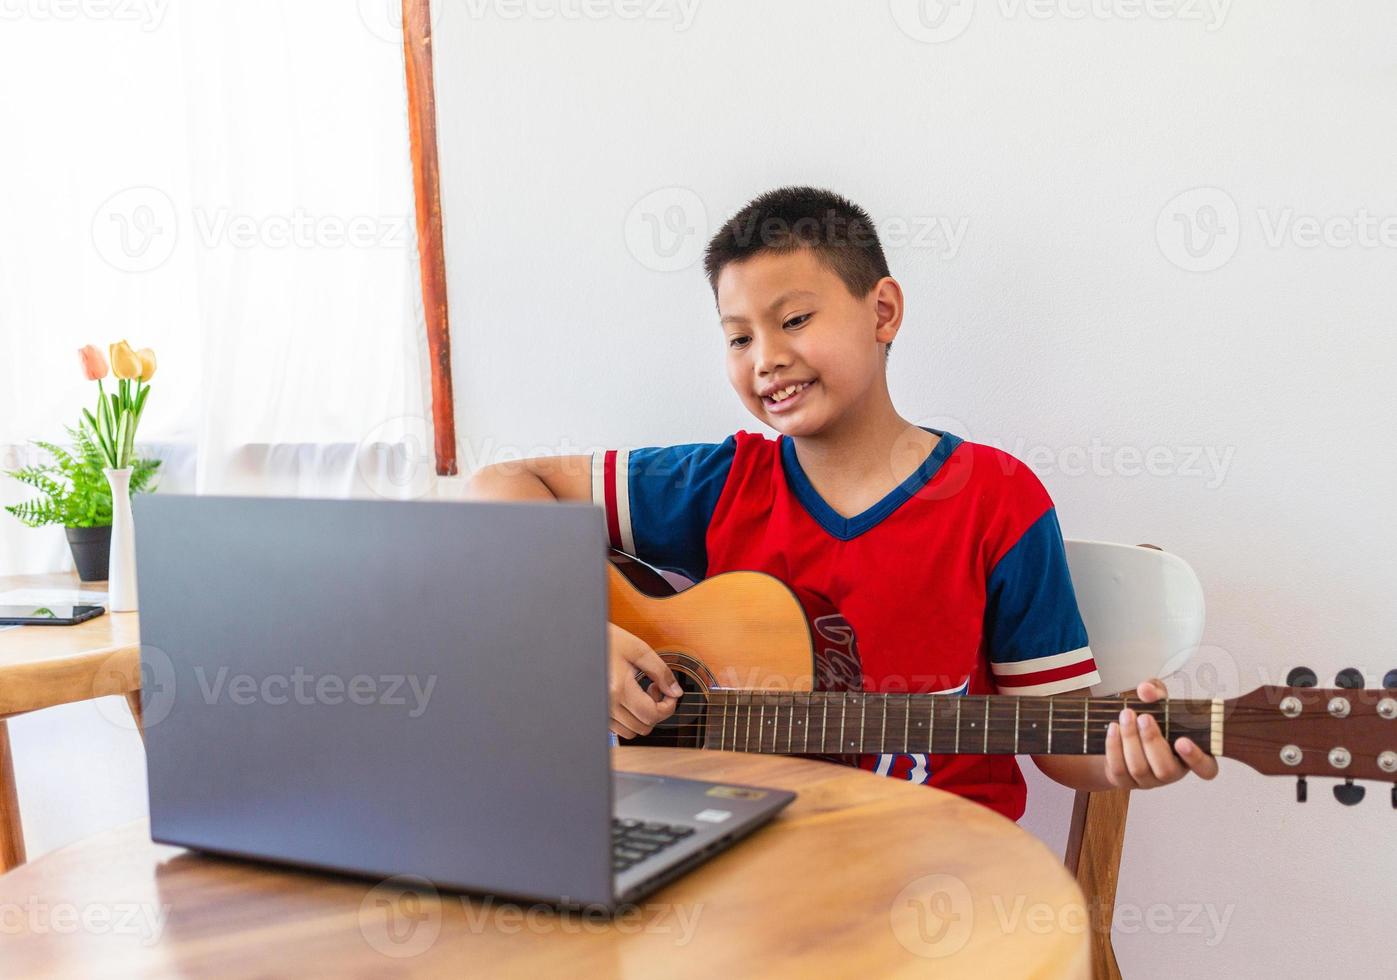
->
[[109, 340, 142, 381], [78, 345, 109, 381], [82, 340, 157, 470], [136, 348, 157, 382]]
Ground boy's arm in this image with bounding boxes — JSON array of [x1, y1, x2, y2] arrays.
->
[[462, 455, 683, 737], [1031, 681, 1219, 791], [462, 455, 593, 503]]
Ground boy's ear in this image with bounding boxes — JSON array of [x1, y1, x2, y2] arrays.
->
[[871, 276, 904, 346]]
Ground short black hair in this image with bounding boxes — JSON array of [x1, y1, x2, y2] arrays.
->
[[703, 186, 894, 355]]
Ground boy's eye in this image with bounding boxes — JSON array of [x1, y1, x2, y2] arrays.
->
[[784, 314, 812, 329], [728, 336, 750, 349]]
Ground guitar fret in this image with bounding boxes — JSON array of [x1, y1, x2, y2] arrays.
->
[[860, 697, 867, 754], [954, 698, 961, 754], [1082, 699, 1089, 753], [720, 695, 728, 750], [1047, 699, 1054, 753], [983, 698, 990, 754], [880, 695, 888, 755], [929, 693, 936, 753], [786, 699, 794, 753], [804, 694, 811, 754], [903, 693, 910, 753], [822, 696, 829, 754], [759, 701, 766, 753], [840, 695, 848, 752], [1013, 698, 1020, 754]]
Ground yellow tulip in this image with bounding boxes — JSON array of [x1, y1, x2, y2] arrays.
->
[[136, 347, 157, 381], [109, 340, 142, 380]]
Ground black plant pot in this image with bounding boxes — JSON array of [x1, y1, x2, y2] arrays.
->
[[65, 525, 112, 582]]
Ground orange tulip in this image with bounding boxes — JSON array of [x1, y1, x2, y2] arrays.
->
[[109, 340, 142, 380], [78, 344, 109, 381], [136, 347, 157, 382]]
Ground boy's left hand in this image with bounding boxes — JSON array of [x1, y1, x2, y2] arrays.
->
[[1104, 678, 1220, 789]]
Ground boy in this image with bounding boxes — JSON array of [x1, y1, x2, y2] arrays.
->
[[466, 186, 1217, 821]]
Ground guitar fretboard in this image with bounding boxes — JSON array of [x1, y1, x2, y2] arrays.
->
[[701, 691, 1215, 756]]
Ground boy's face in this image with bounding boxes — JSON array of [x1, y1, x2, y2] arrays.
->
[[717, 248, 900, 437]]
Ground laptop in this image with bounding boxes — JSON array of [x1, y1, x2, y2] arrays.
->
[[131, 494, 795, 911]]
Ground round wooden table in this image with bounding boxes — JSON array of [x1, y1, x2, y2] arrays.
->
[[0, 747, 1089, 978]]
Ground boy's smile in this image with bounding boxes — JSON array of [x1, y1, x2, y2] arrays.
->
[[716, 248, 900, 439]]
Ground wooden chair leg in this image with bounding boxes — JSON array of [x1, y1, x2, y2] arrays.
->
[[1064, 787, 1131, 980], [125, 691, 145, 743], [0, 718, 26, 872]]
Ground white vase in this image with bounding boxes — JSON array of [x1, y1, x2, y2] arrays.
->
[[104, 467, 138, 612]]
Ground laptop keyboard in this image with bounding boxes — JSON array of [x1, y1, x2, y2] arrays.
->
[[611, 818, 695, 872]]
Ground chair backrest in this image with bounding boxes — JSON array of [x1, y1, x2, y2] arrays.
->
[[1064, 539, 1206, 696]]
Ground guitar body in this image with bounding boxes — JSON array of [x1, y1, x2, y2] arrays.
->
[[606, 550, 815, 693]]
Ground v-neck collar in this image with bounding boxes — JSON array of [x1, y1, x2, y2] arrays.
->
[[779, 426, 963, 541]]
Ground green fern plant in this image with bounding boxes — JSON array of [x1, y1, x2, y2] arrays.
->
[[4, 421, 160, 528]]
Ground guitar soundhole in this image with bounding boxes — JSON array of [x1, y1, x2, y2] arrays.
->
[[633, 670, 709, 749]]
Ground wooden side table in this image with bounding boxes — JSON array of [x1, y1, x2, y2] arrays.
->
[[0, 747, 1090, 977], [0, 573, 143, 871]]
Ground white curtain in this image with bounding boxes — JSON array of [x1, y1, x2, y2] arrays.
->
[[0, 1, 432, 576]]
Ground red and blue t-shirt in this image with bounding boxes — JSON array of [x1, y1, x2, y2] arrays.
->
[[592, 426, 1100, 821]]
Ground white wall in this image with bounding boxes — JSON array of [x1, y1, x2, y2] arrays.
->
[[431, 1, 1397, 976]]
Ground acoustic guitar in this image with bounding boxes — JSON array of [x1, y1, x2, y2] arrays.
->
[[607, 551, 1397, 806]]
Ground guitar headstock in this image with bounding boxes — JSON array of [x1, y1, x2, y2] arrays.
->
[[1222, 667, 1397, 805]]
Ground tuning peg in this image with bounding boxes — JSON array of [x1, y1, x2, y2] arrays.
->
[[1286, 667, 1317, 688], [1333, 779, 1365, 806], [1279, 667, 1313, 692], [1335, 668, 1365, 690], [1296, 776, 1307, 803], [1384, 670, 1397, 690]]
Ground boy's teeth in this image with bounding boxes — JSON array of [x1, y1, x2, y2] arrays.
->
[[770, 382, 809, 403]]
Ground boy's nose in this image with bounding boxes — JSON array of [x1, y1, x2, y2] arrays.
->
[[752, 336, 792, 378]]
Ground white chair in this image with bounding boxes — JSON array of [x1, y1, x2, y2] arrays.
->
[[1061, 539, 1207, 980]]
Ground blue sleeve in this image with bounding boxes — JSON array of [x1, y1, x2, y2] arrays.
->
[[591, 436, 736, 582], [983, 508, 1101, 696]]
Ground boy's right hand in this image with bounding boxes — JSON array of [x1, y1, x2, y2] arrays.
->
[[607, 622, 682, 739]]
